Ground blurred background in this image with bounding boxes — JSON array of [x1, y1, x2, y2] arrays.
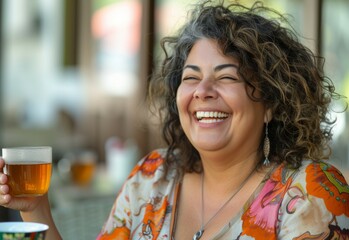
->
[[0, 0, 348, 239]]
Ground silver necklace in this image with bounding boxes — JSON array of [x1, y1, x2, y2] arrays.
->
[[192, 165, 257, 240]]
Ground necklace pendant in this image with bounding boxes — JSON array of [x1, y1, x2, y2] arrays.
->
[[193, 229, 204, 240]]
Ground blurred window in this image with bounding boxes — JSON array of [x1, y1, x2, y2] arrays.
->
[[91, 0, 141, 97], [322, 0, 349, 169]]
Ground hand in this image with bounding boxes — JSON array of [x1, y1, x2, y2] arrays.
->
[[0, 157, 44, 212], [0, 157, 63, 239]]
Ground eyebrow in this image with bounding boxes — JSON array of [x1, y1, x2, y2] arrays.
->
[[183, 63, 239, 72], [214, 64, 239, 71]]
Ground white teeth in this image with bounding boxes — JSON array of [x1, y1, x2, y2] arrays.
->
[[199, 118, 225, 123], [196, 111, 229, 120]]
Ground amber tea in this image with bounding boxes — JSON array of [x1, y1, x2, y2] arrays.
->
[[5, 162, 52, 196], [70, 150, 96, 186], [2, 147, 52, 197], [71, 162, 95, 186]]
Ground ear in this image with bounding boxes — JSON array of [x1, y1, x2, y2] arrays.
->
[[264, 108, 272, 123]]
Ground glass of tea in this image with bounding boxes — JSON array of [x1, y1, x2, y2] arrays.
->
[[70, 150, 96, 186], [2, 146, 52, 197]]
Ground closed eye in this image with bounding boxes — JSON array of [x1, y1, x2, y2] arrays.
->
[[218, 75, 239, 81], [221, 76, 238, 80], [182, 76, 200, 81]]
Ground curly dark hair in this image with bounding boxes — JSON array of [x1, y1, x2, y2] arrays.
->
[[148, 0, 341, 174]]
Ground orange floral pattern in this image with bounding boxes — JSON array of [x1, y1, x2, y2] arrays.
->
[[97, 150, 349, 239], [305, 162, 349, 216], [97, 149, 174, 240], [98, 226, 130, 240], [128, 151, 164, 179], [139, 196, 170, 239]]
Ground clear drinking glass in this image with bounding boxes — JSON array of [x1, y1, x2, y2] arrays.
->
[[2, 146, 52, 197]]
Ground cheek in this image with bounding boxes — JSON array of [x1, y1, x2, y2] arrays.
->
[[223, 88, 263, 117], [176, 84, 192, 115]]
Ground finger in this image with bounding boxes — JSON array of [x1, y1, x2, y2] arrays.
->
[[0, 184, 9, 194], [0, 172, 7, 184], [0, 158, 4, 170], [0, 193, 11, 206], [0, 158, 8, 184]]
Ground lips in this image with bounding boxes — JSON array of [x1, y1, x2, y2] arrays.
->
[[195, 111, 229, 123]]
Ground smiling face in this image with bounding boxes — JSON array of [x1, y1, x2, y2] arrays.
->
[[176, 38, 267, 161]]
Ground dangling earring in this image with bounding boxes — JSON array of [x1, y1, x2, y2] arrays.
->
[[263, 121, 270, 166]]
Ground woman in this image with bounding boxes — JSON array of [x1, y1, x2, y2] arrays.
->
[[1, 1, 348, 239]]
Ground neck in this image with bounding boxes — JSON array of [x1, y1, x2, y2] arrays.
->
[[193, 159, 259, 240], [200, 151, 261, 194]]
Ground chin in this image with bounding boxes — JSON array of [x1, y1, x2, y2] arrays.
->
[[193, 143, 226, 153]]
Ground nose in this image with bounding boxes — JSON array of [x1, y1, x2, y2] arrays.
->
[[193, 79, 218, 100]]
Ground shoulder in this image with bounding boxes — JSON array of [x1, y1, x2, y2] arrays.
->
[[126, 148, 178, 183], [292, 160, 348, 198], [277, 160, 349, 237], [271, 160, 348, 194], [117, 148, 179, 214], [273, 160, 349, 213], [98, 149, 177, 238], [293, 160, 349, 214], [129, 149, 166, 178]]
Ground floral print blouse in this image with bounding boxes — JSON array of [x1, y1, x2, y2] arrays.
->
[[97, 149, 349, 239]]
